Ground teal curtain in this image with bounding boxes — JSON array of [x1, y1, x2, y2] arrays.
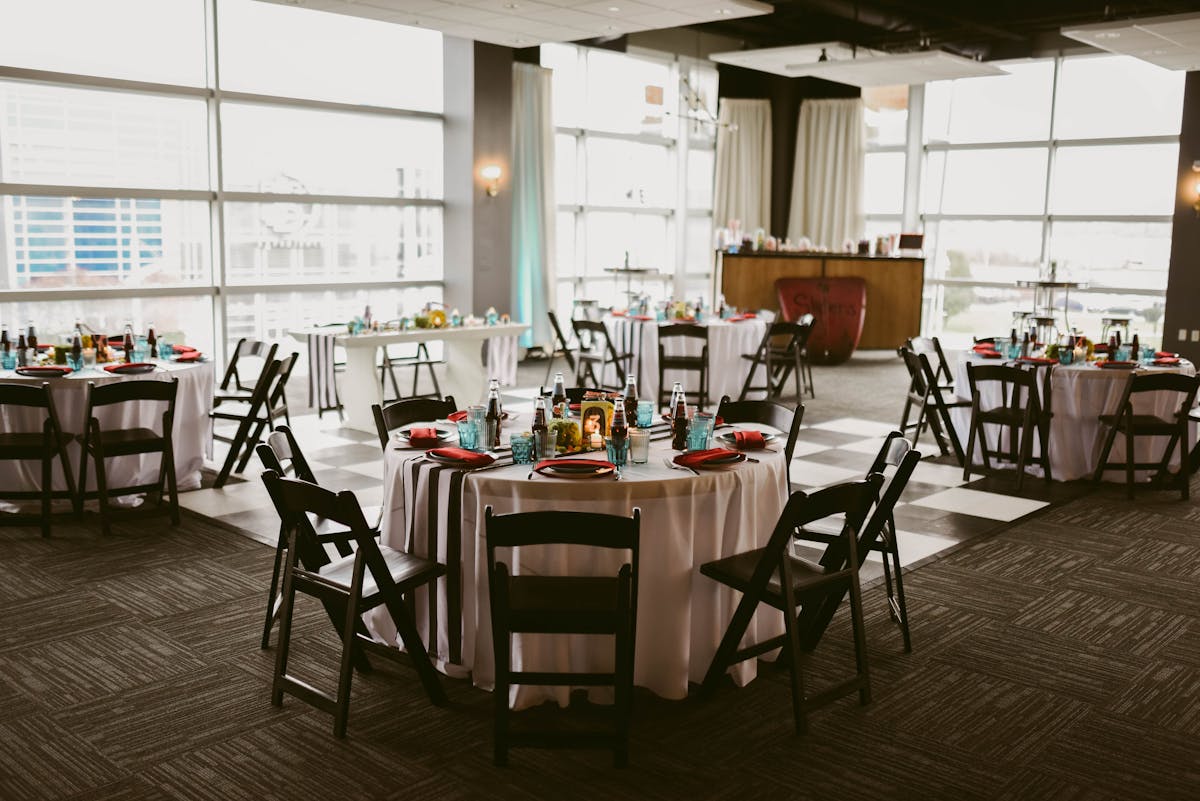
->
[[511, 63, 556, 350]]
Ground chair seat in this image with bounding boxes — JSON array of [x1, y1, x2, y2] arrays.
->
[[700, 548, 849, 599], [507, 575, 623, 633], [1100, 413, 1180, 434], [88, 427, 165, 456], [318, 543, 444, 598]]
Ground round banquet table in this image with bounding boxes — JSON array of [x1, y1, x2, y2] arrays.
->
[[950, 352, 1197, 482], [369, 418, 788, 709], [602, 316, 769, 405], [0, 360, 214, 495]]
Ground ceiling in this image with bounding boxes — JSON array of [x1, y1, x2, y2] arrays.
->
[[690, 1, 1199, 62]]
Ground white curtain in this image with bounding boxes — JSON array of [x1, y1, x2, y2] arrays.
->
[[511, 63, 556, 351], [786, 98, 864, 250], [713, 99, 772, 233]]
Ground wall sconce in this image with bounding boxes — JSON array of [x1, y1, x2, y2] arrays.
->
[[480, 164, 502, 197]]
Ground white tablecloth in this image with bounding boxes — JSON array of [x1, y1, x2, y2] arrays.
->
[[370, 420, 789, 709], [0, 360, 214, 493], [602, 317, 768, 406], [951, 353, 1196, 481]]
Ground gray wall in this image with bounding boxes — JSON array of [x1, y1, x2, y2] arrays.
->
[[1163, 71, 1200, 361]]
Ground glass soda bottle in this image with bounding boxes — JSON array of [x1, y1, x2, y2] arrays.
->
[[16, 332, 28, 367], [532, 396, 548, 436], [26, 321, 37, 351], [146, 322, 157, 356], [551, 372, 567, 411], [623, 374, 638, 426], [611, 394, 628, 447], [123, 321, 135, 364], [671, 392, 689, 450], [485, 382, 503, 450], [669, 381, 684, 415]]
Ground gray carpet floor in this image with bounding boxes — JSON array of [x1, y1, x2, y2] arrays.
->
[[3, 468, 1200, 800]]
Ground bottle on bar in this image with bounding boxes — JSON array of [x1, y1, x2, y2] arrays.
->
[[1009, 328, 1017, 352], [1, 327, 9, 354], [551, 372, 567, 410], [1021, 331, 1030, 358], [123, 321, 134, 364], [146, 322, 157, 356], [26, 321, 37, 352], [16, 332, 28, 367], [611, 394, 628, 448], [485, 382, 502, 450], [71, 331, 82, 365], [1108, 334, 1118, 360], [1131, 331, 1140, 361], [671, 392, 688, 450], [623, 373, 638, 426]]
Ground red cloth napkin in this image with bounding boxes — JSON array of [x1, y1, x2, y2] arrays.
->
[[534, 458, 615, 472], [674, 448, 741, 469], [611, 310, 627, 317], [405, 427, 441, 448], [103, 363, 155, 373], [172, 344, 197, 353], [732, 430, 766, 449], [427, 447, 494, 467], [174, 352, 202, 362], [447, 410, 468, 422], [1017, 356, 1056, 365], [1153, 357, 1181, 366], [1093, 343, 1109, 353], [979, 351, 1002, 359], [740, 312, 757, 319], [1156, 351, 1177, 358], [631, 315, 654, 321], [972, 343, 999, 352]]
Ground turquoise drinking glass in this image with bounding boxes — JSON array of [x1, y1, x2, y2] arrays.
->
[[636, 400, 655, 428], [606, 437, 628, 468], [456, 421, 478, 451], [510, 433, 534, 464]]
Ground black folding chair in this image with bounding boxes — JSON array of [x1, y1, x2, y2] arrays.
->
[[898, 346, 968, 465], [380, 339, 443, 403], [571, 319, 634, 390], [371, 395, 457, 452], [907, 336, 956, 395], [78, 377, 179, 537], [544, 310, 579, 385], [0, 382, 78, 537], [963, 362, 1051, 492], [1093, 372, 1199, 500], [485, 507, 640, 767], [215, 338, 279, 404], [657, 323, 709, 411], [211, 357, 281, 488], [716, 394, 804, 486], [255, 425, 382, 649], [261, 471, 447, 738], [738, 316, 814, 401], [699, 478, 881, 734]]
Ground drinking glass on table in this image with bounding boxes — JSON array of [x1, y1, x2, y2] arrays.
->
[[510, 432, 534, 464], [456, 421, 479, 451], [1, 351, 15, 371], [687, 412, 715, 452], [606, 437, 629, 469], [636, 400, 655, 428], [467, 404, 486, 432], [534, 428, 557, 459], [157, 341, 173, 359], [629, 429, 650, 463]]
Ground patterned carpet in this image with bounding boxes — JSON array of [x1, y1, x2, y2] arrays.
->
[[4, 469, 1200, 800]]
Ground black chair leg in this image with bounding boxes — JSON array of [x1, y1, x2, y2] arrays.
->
[[40, 450, 51, 538], [261, 528, 286, 649]]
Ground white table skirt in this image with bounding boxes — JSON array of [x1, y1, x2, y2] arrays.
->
[[370, 422, 789, 709], [950, 353, 1196, 482], [0, 360, 214, 493], [602, 317, 768, 406]]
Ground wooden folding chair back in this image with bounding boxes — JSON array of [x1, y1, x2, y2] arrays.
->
[[737, 316, 814, 401], [699, 478, 881, 734], [571, 318, 632, 389], [717, 394, 804, 484], [371, 395, 458, 451], [898, 346, 966, 464], [1093, 372, 1200, 499], [211, 357, 281, 488], [544, 310, 578, 384], [219, 338, 279, 394], [261, 471, 446, 738], [963, 362, 1051, 491], [0, 382, 78, 536], [484, 507, 641, 767], [657, 323, 709, 410], [78, 377, 179, 536]]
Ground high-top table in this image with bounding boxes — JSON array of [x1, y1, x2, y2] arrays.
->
[[290, 322, 527, 434], [0, 359, 214, 493], [368, 416, 789, 709]]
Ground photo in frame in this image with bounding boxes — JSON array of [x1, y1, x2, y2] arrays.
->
[[580, 400, 614, 440]]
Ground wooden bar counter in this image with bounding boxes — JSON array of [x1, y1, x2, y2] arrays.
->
[[715, 251, 924, 350]]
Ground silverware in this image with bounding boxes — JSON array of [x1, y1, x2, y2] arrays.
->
[[664, 457, 698, 475]]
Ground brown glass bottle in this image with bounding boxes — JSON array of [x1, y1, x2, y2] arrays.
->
[[671, 395, 688, 450]]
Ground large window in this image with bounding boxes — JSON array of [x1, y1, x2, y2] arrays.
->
[[920, 54, 1182, 344], [0, 0, 444, 362], [543, 44, 718, 312]]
